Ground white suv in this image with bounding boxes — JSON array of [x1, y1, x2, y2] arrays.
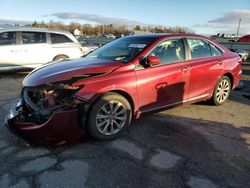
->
[[0, 27, 83, 71]]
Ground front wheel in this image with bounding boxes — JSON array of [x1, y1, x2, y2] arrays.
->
[[211, 76, 231, 105], [87, 92, 132, 140]]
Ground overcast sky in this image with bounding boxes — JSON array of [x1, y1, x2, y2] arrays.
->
[[0, 0, 249, 35]]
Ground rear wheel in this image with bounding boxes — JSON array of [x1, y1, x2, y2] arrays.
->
[[53, 55, 69, 61], [87, 92, 132, 140], [211, 76, 231, 105]]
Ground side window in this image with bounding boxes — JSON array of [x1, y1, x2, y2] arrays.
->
[[209, 43, 223, 56], [22, 32, 46, 44], [51, 33, 73, 44], [187, 39, 211, 59], [149, 38, 185, 65], [0, 32, 16, 45]]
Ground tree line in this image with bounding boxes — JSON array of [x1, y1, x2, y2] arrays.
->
[[29, 21, 193, 35]]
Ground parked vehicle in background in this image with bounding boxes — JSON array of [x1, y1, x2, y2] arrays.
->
[[106, 34, 116, 39], [81, 45, 99, 55], [237, 35, 250, 43], [78, 35, 114, 46], [5, 34, 242, 146], [79, 40, 99, 55], [230, 49, 249, 61], [0, 27, 83, 71], [212, 34, 250, 59]]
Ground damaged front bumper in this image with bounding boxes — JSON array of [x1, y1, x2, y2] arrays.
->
[[5, 99, 85, 146]]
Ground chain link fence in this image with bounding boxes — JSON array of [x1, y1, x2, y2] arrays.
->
[[77, 36, 115, 46]]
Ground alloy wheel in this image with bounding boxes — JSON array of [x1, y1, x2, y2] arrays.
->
[[216, 78, 230, 103], [96, 101, 127, 135]]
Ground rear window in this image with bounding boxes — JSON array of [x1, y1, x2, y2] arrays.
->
[[22, 32, 46, 44], [187, 39, 211, 59], [0, 32, 16, 45], [187, 38, 223, 59], [51, 33, 73, 44], [209, 43, 223, 56]]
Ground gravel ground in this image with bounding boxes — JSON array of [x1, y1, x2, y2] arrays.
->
[[0, 61, 249, 188]]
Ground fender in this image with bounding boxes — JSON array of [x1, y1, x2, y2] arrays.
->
[[74, 70, 139, 114]]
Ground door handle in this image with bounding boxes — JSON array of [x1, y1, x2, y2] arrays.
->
[[181, 67, 191, 72]]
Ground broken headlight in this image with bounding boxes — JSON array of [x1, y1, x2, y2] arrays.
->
[[38, 83, 82, 108]]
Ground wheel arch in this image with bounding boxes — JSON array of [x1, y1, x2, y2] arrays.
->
[[88, 89, 135, 115], [209, 72, 234, 99], [223, 72, 234, 89], [108, 89, 135, 115], [53, 54, 69, 61], [80, 89, 136, 128]]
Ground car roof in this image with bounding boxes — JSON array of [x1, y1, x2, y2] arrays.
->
[[125, 33, 210, 40], [0, 27, 72, 35], [124, 33, 227, 52]]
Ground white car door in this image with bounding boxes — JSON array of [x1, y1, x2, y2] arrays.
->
[[20, 32, 51, 68], [0, 31, 21, 66]]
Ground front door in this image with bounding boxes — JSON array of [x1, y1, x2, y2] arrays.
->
[[0, 31, 21, 67], [136, 38, 190, 113]]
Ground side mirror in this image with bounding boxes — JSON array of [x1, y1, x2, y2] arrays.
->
[[147, 55, 161, 66]]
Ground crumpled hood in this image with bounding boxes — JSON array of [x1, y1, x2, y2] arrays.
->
[[23, 58, 122, 86]]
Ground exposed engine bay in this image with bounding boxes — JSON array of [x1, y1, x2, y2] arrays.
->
[[20, 83, 83, 124]]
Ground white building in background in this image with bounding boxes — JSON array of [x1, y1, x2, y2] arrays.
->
[[73, 28, 82, 36]]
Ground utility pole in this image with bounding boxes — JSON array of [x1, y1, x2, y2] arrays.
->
[[236, 18, 241, 37]]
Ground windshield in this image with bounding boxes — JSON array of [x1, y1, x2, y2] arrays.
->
[[85, 36, 156, 63]]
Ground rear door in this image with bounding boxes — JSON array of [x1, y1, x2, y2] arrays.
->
[[184, 38, 224, 99], [20, 31, 51, 67], [50, 33, 80, 59]]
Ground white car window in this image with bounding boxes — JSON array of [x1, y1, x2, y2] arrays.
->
[[22, 32, 46, 44], [51, 33, 73, 44], [0, 32, 16, 45]]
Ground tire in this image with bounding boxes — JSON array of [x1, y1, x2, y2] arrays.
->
[[53, 55, 69, 61], [210, 76, 231, 106], [87, 92, 132, 140]]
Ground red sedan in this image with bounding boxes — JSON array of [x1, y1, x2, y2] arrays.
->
[[5, 34, 242, 146]]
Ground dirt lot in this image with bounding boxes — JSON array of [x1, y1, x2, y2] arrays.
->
[[0, 61, 250, 188]]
